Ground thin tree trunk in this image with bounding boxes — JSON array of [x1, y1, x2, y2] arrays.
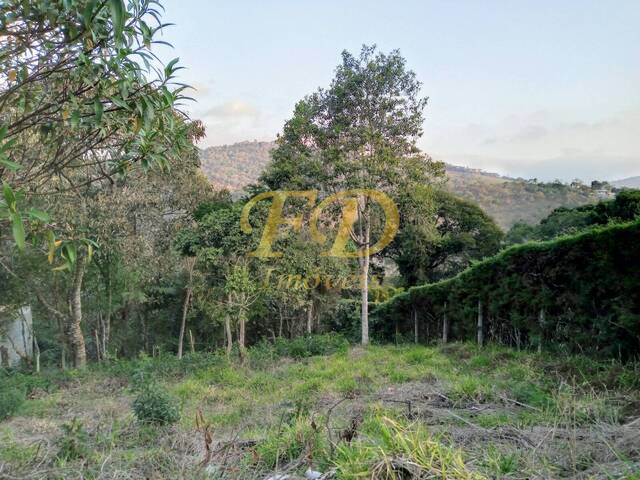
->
[[538, 308, 545, 353], [104, 281, 111, 356], [360, 205, 371, 346], [61, 344, 66, 370], [189, 329, 195, 353], [94, 328, 101, 362], [306, 301, 313, 335], [442, 302, 448, 344], [33, 334, 40, 373], [278, 305, 284, 338], [238, 311, 247, 361], [477, 299, 484, 347], [177, 257, 195, 359], [413, 308, 418, 344], [225, 315, 233, 356], [66, 253, 87, 368]]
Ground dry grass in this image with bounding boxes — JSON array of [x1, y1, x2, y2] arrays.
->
[[1, 342, 639, 479]]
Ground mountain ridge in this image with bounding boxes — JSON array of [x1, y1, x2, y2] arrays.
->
[[199, 141, 613, 228]]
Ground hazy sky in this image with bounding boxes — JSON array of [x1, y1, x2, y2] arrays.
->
[[158, 0, 639, 182]]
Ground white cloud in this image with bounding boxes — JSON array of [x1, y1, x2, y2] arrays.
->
[[423, 107, 640, 182], [202, 100, 259, 120]]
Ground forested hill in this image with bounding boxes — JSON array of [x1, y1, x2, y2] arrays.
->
[[199, 141, 601, 228], [199, 141, 274, 191]]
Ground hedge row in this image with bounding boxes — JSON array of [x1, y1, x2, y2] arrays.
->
[[374, 221, 640, 359]]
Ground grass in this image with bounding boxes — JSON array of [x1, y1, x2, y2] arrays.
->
[[0, 339, 638, 479]]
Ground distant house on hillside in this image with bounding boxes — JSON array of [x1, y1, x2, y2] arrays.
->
[[595, 189, 615, 200], [0, 306, 33, 367]]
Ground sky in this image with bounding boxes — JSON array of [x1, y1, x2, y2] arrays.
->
[[157, 0, 640, 182]]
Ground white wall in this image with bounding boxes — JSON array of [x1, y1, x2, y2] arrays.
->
[[0, 306, 33, 367]]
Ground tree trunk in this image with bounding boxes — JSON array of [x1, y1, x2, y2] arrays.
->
[[61, 344, 66, 370], [442, 302, 448, 344], [477, 299, 484, 347], [413, 308, 418, 344], [177, 257, 195, 359], [238, 310, 247, 361], [33, 335, 40, 373], [360, 205, 371, 346], [306, 301, 313, 335], [224, 315, 233, 356], [94, 328, 101, 362], [189, 329, 195, 353], [538, 308, 545, 353], [104, 282, 111, 357], [66, 253, 87, 368]]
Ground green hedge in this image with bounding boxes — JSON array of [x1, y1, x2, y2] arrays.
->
[[374, 221, 640, 359]]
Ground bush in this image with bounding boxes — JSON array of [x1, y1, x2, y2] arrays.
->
[[253, 415, 326, 469], [251, 333, 349, 363], [132, 382, 180, 425], [0, 386, 25, 420], [56, 418, 91, 461], [0, 369, 56, 420]]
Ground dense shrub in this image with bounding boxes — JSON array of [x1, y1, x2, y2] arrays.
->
[[0, 369, 57, 420], [375, 221, 640, 359], [132, 382, 181, 425], [249, 333, 349, 366], [0, 385, 25, 420]]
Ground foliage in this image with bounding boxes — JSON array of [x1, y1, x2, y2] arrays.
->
[[0, 382, 25, 420], [376, 221, 640, 359], [0, 0, 194, 252], [333, 413, 484, 479], [259, 44, 446, 344], [392, 188, 504, 285], [505, 189, 640, 245], [0, 369, 58, 420], [2, 343, 639, 478], [56, 418, 91, 462], [253, 415, 326, 469], [132, 380, 180, 425], [249, 333, 349, 364]]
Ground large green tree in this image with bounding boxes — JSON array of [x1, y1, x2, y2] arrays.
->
[[392, 189, 503, 285], [261, 45, 444, 344]]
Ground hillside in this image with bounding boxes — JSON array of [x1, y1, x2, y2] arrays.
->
[[199, 141, 600, 228], [612, 176, 640, 189]]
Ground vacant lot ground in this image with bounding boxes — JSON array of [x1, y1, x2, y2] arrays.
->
[[1, 341, 639, 479]]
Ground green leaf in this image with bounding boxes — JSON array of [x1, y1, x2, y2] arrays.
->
[[164, 57, 179, 79], [83, 0, 98, 29], [62, 243, 77, 265], [108, 0, 125, 45], [94, 99, 104, 123], [111, 96, 130, 110], [28, 208, 50, 222], [0, 137, 17, 153], [10, 211, 25, 251], [2, 182, 16, 211], [70, 110, 81, 128], [0, 158, 22, 172]]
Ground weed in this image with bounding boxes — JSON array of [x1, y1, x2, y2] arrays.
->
[[333, 414, 485, 479], [56, 418, 91, 461], [133, 382, 180, 425]]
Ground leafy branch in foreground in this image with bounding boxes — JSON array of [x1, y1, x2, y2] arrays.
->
[[0, 0, 194, 253]]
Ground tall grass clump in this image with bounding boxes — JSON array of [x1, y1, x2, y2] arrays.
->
[[333, 414, 485, 479]]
